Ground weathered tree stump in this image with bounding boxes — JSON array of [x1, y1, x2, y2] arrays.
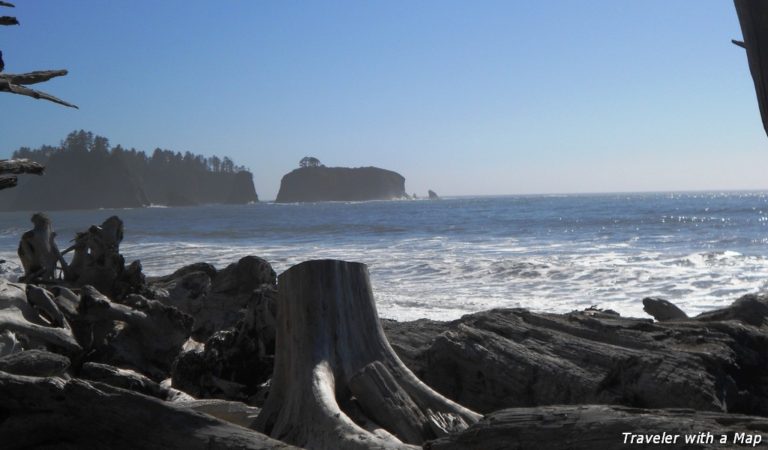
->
[[254, 259, 480, 450]]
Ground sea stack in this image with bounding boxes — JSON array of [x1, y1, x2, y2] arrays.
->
[[428, 189, 440, 200], [276, 165, 407, 203]]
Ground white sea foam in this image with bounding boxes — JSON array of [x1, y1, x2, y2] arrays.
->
[[110, 237, 768, 322]]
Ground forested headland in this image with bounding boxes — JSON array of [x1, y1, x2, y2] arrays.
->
[[1, 130, 258, 210]]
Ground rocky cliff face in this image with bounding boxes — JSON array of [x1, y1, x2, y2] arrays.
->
[[275, 166, 406, 203], [141, 169, 259, 207]]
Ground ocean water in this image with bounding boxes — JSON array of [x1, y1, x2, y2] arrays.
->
[[1, 192, 767, 321]]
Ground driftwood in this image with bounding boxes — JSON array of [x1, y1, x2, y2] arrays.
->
[[63, 216, 132, 295], [0, 15, 17, 26], [0, 281, 80, 356], [0, 371, 298, 450], [0, 1, 77, 108], [0, 158, 44, 175], [384, 294, 768, 416], [254, 259, 480, 449], [642, 296, 688, 321], [0, 348, 69, 377], [151, 256, 276, 339], [76, 286, 192, 379], [176, 398, 262, 428], [171, 285, 277, 401], [17, 213, 67, 282], [0, 158, 44, 190], [425, 405, 768, 450]]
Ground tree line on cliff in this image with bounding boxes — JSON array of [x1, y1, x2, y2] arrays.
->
[[1, 130, 258, 210]]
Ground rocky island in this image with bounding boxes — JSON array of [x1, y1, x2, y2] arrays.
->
[[0, 131, 258, 211], [276, 157, 407, 203]]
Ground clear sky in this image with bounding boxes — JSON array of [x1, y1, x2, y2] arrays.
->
[[1, 1, 766, 200]]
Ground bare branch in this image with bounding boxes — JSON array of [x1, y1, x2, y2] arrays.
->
[[0, 2, 15, 8], [2, 70, 69, 85], [0, 79, 78, 108], [0, 176, 18, 190], [732, 39, 747, 49], [0, 15, 18, 25], [0, 159, 44, 175]]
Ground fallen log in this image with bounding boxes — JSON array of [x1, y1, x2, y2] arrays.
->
[[384, 295, 768, 416], [0, 371, 298, 450], [425, 405, 768, 450], [0, 158, 44, 175], [0, 349, 69, 377], [0, 303, 80, 356], [254, 259, 480, 449], [642, 297, 688, 321]]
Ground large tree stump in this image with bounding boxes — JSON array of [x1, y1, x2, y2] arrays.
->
[[254, 260, 480, 450]]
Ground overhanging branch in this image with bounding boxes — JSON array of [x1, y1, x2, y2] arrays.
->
[[0, 76, 78, 108], [0, 159, 44, 175]]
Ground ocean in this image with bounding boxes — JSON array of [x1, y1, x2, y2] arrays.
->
[[1, 192, 767, 321]]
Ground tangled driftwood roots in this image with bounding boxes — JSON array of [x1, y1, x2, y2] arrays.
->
[[254, 260, 480, 449]]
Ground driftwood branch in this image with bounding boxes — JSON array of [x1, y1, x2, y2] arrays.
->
[[1, 4, 77, 108], [0, 157, 44, 192], [2, 69, 68, 85], [0, 177, 17, 190], [0, 159, 44, 175], [0, 76, 78, 108], [0, 372, 298, 450]]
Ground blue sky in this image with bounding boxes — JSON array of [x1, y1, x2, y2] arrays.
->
[[1, 1, 766, 200]]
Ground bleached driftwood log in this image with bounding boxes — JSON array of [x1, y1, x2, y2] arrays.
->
[[425, 405, 768, 450], [0, 371, 297, 450], [0, 282, 80, 356], [0, 158, 44, 191], [254, 259, 480, 450]]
